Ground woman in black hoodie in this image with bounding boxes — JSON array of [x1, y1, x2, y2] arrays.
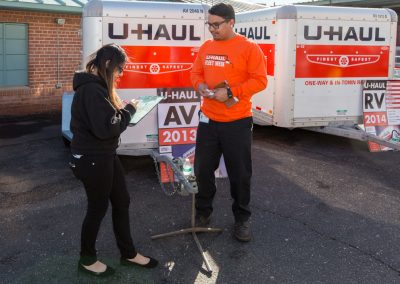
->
[[70, 44, 158, 277]]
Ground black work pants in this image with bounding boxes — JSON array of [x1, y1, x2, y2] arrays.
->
[[70, 153, 137, 262], [194, 116, 253, 222]]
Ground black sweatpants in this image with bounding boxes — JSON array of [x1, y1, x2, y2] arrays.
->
[[70, 153, 137, 262], [194, 115, 253, 222]]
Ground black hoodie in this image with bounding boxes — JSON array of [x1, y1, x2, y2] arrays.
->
[[70, 72, 136, 155]]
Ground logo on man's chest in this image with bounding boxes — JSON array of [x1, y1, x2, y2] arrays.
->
[[204, 54, 230, 67]]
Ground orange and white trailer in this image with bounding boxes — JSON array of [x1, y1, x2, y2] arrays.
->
[[237, 4, 397, 127], [62, 2, 400, 154], [62, 0, 209, 156], [236, 5, 400, 150]]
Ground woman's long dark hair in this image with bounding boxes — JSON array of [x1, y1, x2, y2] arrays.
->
[[86, 44, 127, 109]]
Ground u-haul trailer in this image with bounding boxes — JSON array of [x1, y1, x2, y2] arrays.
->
[[61, 1, 400, 154], [62, 0, 209, 156], [236, 5, 400, 150]]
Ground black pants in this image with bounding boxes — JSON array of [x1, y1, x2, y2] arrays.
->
[[194, 116, 253, 222], [70, 153, 136, 262]]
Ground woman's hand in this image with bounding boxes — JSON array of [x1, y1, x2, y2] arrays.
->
[[128, 99, 139, 110]]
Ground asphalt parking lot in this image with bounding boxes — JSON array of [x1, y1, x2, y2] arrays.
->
[[1, 115, 400, 283]]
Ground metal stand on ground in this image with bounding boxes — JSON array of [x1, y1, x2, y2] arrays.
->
[[151, 192, 222, 272], [150, 151, 222, 272]]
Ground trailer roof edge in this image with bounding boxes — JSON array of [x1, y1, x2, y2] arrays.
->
[[385, 8, 398, 23], [276, 5, 297, 20]]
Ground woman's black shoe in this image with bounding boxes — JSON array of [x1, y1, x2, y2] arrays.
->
[[120, 256, 158, 268], [78, 262, 115, 277]]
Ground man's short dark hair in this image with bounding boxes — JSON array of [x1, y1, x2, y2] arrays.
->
[[209, 3, 235, 20]]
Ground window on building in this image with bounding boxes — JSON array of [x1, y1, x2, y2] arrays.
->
[[0, 23, 28, 87]]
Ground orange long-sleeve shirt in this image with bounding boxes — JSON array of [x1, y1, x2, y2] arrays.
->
[[191, 34, 267, 122]]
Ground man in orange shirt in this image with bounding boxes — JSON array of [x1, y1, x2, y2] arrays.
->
[[191, 3, 267, 242]]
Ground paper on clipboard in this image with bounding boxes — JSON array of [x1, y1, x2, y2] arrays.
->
[[129, 95, 163, 125]]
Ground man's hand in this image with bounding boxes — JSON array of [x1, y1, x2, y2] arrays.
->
[[214, 88, 239, 108], [213, 88, 229, 102], [198, 83, 211, 97]]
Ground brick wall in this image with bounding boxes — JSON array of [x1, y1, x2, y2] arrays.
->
[[0, 9, 81, 116]]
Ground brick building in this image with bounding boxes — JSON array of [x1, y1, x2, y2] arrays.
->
[[0, 3, 82, 117], [0, 0, 399, 117]]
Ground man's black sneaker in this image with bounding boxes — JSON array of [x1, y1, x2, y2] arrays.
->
[[195, 215, 211, 227], [234, 221, 251, 242]]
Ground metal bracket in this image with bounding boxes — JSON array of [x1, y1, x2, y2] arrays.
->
[[304, 125, 400, 151], [150, 150, 198, 194]]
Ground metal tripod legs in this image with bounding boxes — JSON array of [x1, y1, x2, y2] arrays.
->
[[151, 193, 222, 272]]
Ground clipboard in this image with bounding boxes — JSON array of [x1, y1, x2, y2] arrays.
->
[[128, 95, 163, 125]]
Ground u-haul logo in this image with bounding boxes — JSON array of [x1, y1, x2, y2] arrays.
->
[[304, 26, 385, 42], [108, 23, 201, 41], [124, 62, 193, 74], [306, 54, 380, 68], [235, 26, 271, 40]]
